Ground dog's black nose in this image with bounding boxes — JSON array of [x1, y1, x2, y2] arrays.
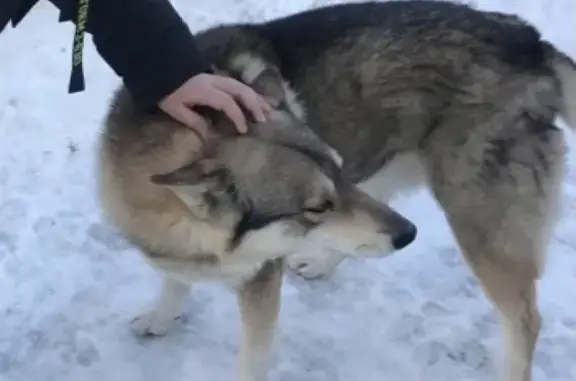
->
[[392, 223, 417, 250]]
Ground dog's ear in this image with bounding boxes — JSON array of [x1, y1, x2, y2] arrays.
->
[[150, 158, 230, 194], [231, 55, 287, 107], [202, 64, 288, 136], [250, 65, 286, 107], [150, 159, 234, 217]]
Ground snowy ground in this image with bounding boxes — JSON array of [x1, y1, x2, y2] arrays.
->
[[1, 1, 575, 381]]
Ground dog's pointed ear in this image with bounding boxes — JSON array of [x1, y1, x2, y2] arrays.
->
[[150, 158, 227, 190], [150, 159, 233, 217], [250, 65, 286, 107], [231, 55, 287, 107]]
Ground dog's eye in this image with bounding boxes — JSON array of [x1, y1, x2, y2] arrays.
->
[[304, 200, 335, 214], [223, 183, 240, 203], [225, 183, 237, 195], [210, 183, 238, 203]]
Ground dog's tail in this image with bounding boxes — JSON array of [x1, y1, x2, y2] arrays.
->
[[545, 42, 576, 129]]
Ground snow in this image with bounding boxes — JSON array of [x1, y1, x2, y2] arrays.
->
[[0, 0, 575, 380]]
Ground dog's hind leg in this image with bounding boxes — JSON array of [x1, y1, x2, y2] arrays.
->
[[236, 258, 283, 381], [443, 220, 543, 381], [427, 116, 565, 381], [131, 275, 190, 336]]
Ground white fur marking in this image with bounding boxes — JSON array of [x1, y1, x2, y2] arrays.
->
[[235, 221, 303, 262], [327, 147, 344, 167], [320, 173, 337, 195], [281, 81, 307, 120], [147, 220, 303, 287], [231, 53, 268, 84], [304, 222, 394, 259], [230, 52, 307, 120]]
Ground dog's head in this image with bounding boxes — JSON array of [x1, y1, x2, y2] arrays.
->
[[150, 55, 417, 258]]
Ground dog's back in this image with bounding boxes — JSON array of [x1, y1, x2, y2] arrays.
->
[[195, 0, 570, 181]]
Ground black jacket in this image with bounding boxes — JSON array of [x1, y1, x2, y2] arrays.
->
[[1, 0, 212, 110]]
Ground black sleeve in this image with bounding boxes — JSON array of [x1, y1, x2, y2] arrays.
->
[[49, 0, 213, 110]]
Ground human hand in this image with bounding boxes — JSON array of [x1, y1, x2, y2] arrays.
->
[[158, 73, 273, 134]]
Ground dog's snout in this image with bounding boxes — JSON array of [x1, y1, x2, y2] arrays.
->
[[391, 223, 417, 250]]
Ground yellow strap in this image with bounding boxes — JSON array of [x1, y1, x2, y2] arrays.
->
[[68, 0, 90, 93]]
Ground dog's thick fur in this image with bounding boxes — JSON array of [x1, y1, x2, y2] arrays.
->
[[97, 1, 576, 381], [97, 5, 418, 381]]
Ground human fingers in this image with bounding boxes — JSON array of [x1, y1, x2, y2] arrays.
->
[[212, 76, 270, 123], [160, 102, 210, 136], [258, 94, 275, 111], [198, 87, 248, 133]]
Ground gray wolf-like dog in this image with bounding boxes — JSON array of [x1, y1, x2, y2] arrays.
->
[[96, 1, 576, 381]]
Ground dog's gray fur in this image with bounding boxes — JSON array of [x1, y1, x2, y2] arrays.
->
[[97, 1, 576, 380]]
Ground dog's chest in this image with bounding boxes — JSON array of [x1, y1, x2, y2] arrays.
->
[[147, 253, 266, 288]]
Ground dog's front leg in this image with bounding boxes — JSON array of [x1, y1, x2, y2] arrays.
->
[[236, 258, 283, 381]]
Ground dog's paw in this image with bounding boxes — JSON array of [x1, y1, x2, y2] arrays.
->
[[287, 257, 330, 280], [287, 249, 346, 280], [130, 312, 182, 336]]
